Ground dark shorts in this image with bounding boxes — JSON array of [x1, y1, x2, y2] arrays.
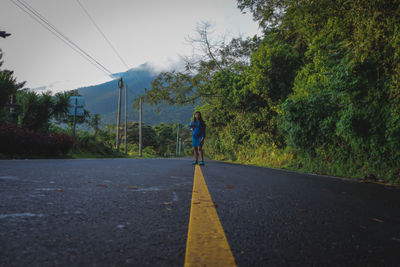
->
[[192, 136, 203, 147]]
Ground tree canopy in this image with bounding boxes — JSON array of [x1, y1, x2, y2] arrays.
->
[[139, 0, 400, 181]]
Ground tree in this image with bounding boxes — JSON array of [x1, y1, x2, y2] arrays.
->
[[54, 90, 90, 126], [237, 0, 289, 29], [88, 114, 101, 138], [53, 91, 73, 122], [141, 22, 260, 106], [153, 123, 176, 155], [14, 89, 89, 133], [0, 50, 25, 123], [126, 122, 158, 147], [17, 91, 54, 131]]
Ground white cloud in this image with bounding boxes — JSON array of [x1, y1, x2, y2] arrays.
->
[[0, 0, 261, 92]]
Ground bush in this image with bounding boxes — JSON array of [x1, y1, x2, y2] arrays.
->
[[279, 89, 340, 154], [74, 131, 116, 156], [0, 123, 73, 156]]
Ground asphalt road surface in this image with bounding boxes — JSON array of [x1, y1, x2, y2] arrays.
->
[[1, 158, 399, 266]]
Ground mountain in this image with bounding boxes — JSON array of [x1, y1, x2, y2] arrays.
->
[[78, 63, 194, 127]]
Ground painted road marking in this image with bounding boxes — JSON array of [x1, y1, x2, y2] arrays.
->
[[184, 165, 237, 267]]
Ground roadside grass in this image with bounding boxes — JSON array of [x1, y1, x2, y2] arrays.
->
[[204, 143, 399, 186]]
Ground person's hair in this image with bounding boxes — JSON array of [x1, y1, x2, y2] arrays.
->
[[193, 111, 206, 133]]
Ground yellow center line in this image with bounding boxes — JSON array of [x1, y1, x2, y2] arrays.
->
[[184, 165, 237, 267]]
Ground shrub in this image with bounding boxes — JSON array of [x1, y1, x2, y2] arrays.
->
[[0, 123, 73, 156]]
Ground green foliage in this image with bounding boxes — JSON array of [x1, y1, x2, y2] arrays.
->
[[193, 37, 302, 151], [245, 38, 301, 103], [53, 91, 78, 123], [274, 0, 400, 180], [73, 130, 118, 157], [18, 91, 53, 131], [144, 72, 196, 105], [133, 0, 400, 183], [96, 121, 190, 158], [153, 122, 175, 153], [125, 122, 158, 147], [140, 30, 261, 108], [88, 114, 101, 137], [0, 50, 25, 123], [152, 123, 191, 156], [14, 89, 89, 133], [0, 71, 24, 108], [280, 89, 341, 154], [237, 0, 289, 29]]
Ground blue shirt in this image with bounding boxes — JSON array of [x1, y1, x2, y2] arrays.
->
[[190, 121, 205, 138]]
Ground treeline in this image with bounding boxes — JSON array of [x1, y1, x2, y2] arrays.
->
[[141, 0, 400, 183], [103, 122, 191, 157], [0, 52, 70, 156]]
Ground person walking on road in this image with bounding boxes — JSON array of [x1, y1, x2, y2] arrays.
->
[[190, 111, 206, 166]]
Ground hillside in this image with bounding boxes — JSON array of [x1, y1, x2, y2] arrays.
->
[[78, 63, 194, 126]]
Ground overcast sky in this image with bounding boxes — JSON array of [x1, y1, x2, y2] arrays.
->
[[1, 0, 261, 93]]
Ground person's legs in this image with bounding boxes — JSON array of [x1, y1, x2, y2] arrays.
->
[[198, 146, 204, 162], [194, 147, 199, 162]]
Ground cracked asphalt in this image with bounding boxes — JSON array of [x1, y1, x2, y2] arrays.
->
[[1, 158, 399, 266]]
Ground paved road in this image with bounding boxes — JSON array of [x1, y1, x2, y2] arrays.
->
[[0, 158, 399, 266]]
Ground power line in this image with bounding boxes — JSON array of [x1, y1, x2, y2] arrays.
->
[[10, 0, 110, 77], [17, 0, 114, 76], [76, 0, 130, 70], [9, 0, 114, 77], [75, 0, 137, 105], [9, 1, 82, 59]]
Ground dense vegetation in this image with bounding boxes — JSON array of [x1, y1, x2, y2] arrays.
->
[[102, 122, 191, 157], [0, 50, 74, 157], [141, 0, 400, 183]]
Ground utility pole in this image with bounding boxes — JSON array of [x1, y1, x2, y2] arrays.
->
[[124, 84, 128, 154], [139, 97, 142, 157], [72, 97, 77, 154], [116, 78, 123, 152], [9, 94, 18, 126], [176, 124, 180, 157], [68, 96, 84, 154], [178, 137, 182, 157]]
